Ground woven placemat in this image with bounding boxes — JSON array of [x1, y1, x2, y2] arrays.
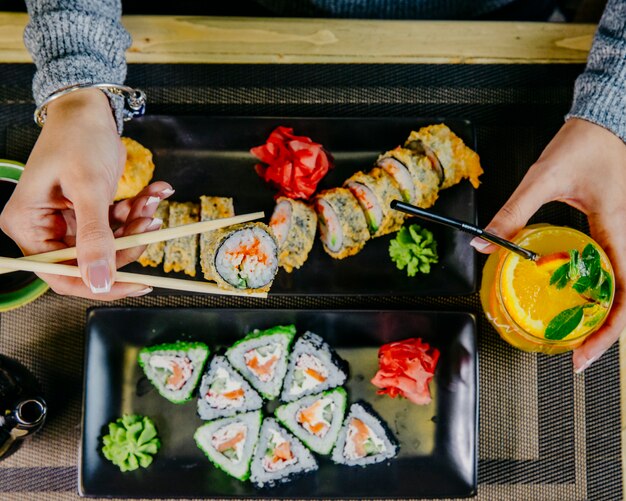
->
[[0, 63, 622, 500]]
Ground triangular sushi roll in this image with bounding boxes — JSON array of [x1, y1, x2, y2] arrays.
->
[[197, 356, 263, 420], [331, 402, 398, 466], [280, 331, 347, 402], [250, 418, 318, 488], [226, 325, 296, 400], [275, 387, 347, 455], [194, 410, 262, 481], [138, 341, 210, 404]]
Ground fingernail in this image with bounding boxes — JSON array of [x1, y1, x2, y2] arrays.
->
[[159, 188, 175, 197], [574, 355, 598, 374], [128, 287, 152, 297], [144, 196, 160, 209], [146, 218, 163, 231], [87, 260, 111, 294], [470, 237, 490, 251]]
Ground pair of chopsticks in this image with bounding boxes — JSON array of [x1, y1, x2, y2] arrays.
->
[[0, 212, 268, 298]]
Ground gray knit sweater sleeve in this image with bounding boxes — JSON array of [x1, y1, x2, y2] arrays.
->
[[566, 0, 626, 143], [23, 0, 131, 124]]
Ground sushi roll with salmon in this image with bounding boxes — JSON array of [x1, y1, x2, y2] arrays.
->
[[269, 197, 317, 273], [280, 331, 347, 402], [194, 410, 263, 481], [331, 402, 398, 466], [275, 387, 347, 455], [202, 222, 279, 293], [138, 341, 210, 404], [137, 200, 169, 267], [376, 147, 440, 209], [164, 201, 200, 277], [250, 418, 318, 488], [344, 167, 405, 237], [200, 196, 235, 280], [197, 356, 263, 421], [404, 123, 483, 190], [314, 187, 370, 259], [226, 325, 296, 400]]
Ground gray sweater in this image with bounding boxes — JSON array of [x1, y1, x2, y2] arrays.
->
[[24, 0, 626, 143]]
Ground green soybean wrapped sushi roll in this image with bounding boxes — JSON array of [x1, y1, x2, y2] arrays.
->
[[250, 418, 318, 488], [197, 356, 263, 420], [194, 410, 262, 481], [331, 402, 398, 466], [314, 187, 370, 259], [344, 167, 405, 238], [275, 387, 347, 455], [280, 331, 347, 402], [226, 325, 296, 400], [269, 197, 317, 273], [138, 341, 210, 404]]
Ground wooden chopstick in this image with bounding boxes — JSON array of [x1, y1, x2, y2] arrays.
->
[[0, 256, 268, 298]]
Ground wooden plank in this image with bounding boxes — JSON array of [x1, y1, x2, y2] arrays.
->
[[0, 13, 594, 64]]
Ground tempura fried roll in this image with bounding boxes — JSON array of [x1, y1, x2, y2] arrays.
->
[[269, 197, 317, 273], [137, 200, 170, 267], [199, 196, 235, 280], [163, 201, 200, 277]]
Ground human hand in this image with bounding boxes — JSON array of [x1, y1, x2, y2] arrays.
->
[[0, 88, 173, 300], [470, 118, 626, 372]]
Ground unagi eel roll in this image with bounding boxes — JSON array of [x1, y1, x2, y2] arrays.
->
[[314, 187, 370, 259], [269, 197, 317, 273], [376, 147, 439, 209], [202, 222, 279, 293], [344, 167, 405, 237], [137, 200, 170, 267], [404, 123, 483, 190], [199, 196, 235, 280], [164, 201, 200, 277]]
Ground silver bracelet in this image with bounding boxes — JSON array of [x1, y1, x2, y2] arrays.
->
[[33, 83, 146, 126]]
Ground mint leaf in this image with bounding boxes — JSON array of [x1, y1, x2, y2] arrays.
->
[[550, 263, 570, 289], [572, 274, 593, 293], [581, 244, 602, 288], [545, 305, 584, 340]]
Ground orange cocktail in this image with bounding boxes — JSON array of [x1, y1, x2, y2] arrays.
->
[[480, 225, 615, 354]]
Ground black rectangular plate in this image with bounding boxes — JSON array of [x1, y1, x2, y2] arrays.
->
[[121, 116, 477, 295], [80, 308, 477, 499]]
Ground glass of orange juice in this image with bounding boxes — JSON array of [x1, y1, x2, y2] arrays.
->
[[480, 224, 615, 354]]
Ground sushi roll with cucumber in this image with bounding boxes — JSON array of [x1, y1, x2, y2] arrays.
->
[[344, 167, 405, 238], [138, 341, 210, 404], [404, 123, 483, 190], [269, 197, 317, 273], [194, 410, 262, 481], [226, 325, 296, 400], [331, 402, 398, 466], [314, 187, 370, 259], [250, 418, 318, 488], [199, 196, 235, 280], [280, 331, 347, 402], [275, 387, 347, 455], [202, 222, 279, 293], [197, 356, 263, 420]]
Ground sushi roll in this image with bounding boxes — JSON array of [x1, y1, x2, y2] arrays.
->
[[376, 147, 439, 209], [226, 325, 296, 400], [275, 387, 347, 455], [331, 402, 398, 466], [344, 167, 405, 237], [202, 222, 279, 293], [197, 356, 263, 420], [163, 201, 200, 277], [138, 341, 210, 404], [194, 410, 262, 481], [250, 418, 318, 488], [404, 123, 483, 190], [199, 196, 235, 280], [280, 331, 347, 402], [314, 187, 370, 259], [269, 197, 317, 273], [137, 200, 170, 267]]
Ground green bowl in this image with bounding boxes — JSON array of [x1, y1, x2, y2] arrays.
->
[[0, 160, 48, 312]]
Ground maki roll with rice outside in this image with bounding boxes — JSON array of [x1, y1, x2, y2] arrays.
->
[[202, 222, 279, 293], [199, 196, 235, 280], [194, 410, 262, 481], [275, 387, 347, 455], [269, 197, 317, 273], [138, 341, 210, 404], [314, 187, 370, 259], [250, 418, 318, 488], [197, 355, 263, 421], [163, 201, 200, 277]]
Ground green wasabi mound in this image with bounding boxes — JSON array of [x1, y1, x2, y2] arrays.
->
[[102, 414, 161, 472], [389, 224, 438, 277]]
